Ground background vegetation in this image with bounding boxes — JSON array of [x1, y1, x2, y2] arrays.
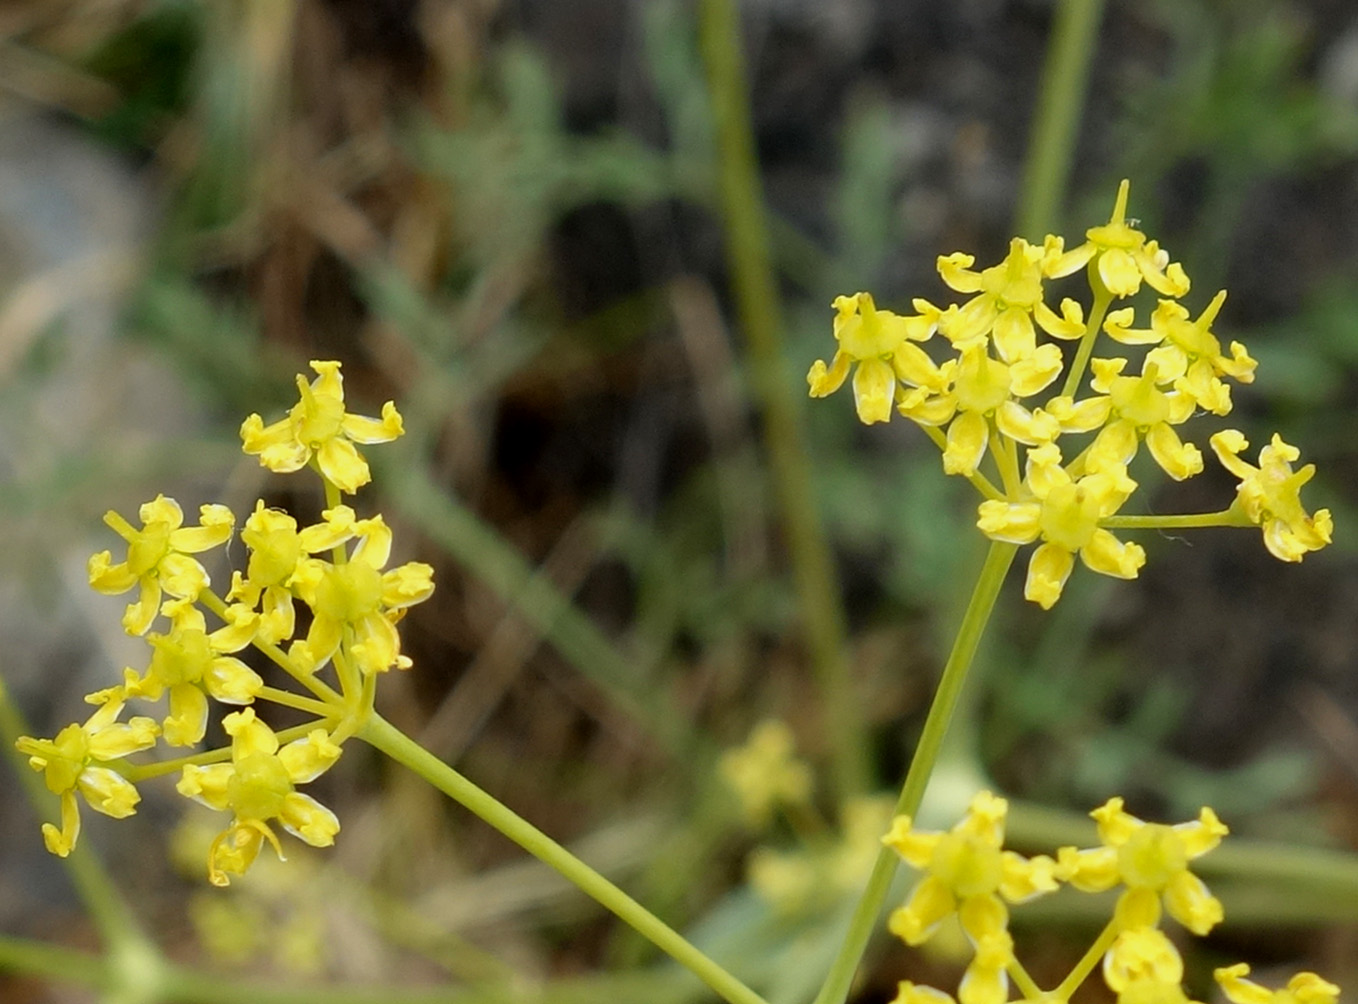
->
[[2, 0, 1357, 1000]]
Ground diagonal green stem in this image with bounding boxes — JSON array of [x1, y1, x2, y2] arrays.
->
[[811, 541, 1018, 1004], [698, 0, 867, 800], [358, 712, 769, 1004]]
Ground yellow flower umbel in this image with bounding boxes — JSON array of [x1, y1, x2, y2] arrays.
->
[[1056, 797, 1227, 935], [15, 688, 159, 855], [22, 360, 433, 890], [806, 179, 1333, 607], [177, 708, 342, 886], [88, 495, 235, 636], [241, 359, 404, 493], [883, 791, 1056, 1004]]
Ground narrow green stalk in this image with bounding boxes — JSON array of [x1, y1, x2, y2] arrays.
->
[[1015, 0, 1108, 240], [698, 0, 867, 799], [812, 541, 1018, 1004], [1008, 958, 1044, 1001], [255, 684, 336, 717], [358, 713, 769, 1004], [1054, 918, 1119, 999], [1101, 509, 1239, 530], [1058, 288, 1113, 399]]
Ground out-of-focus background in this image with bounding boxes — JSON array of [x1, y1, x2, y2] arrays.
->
[[2, 0, 1358, 1000]]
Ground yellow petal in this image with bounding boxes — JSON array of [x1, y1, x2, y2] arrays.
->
[[1024, 542, 1074, 609], [852, 357, 896, 424], [943, 410, 989, 476]]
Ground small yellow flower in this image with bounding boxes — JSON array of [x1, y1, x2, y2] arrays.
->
[[977, 445, 1144, 609], [287, 509, 435, 675], [1045, 180, 1190, 298], [808, 292, 940, 424], [718, 719, 813, 828], [1216, 964, 1340, 1004], [1064, 357, 1202, 481], [15, 690, 158, 856], [227, 501, 306, 645], [240, 360, 404, 493], [131, 597, 263, 746], [938, 237, 1083, 360], [177, 708, 342, 886], [1211, 431, 1333, 562], [901, 344, 1062, 477], [883, 791, 1056, 946], [1056, 797, 1227, 936], [1103, 927, 1183, 992], [88, 495, 235, 636], [1105, 292, 1255, 415]]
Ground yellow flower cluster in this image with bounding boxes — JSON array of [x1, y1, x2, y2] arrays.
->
[[16, 361, 433, 885], [884, 792, 1340, 1004], [808, 182, 1332, 607]]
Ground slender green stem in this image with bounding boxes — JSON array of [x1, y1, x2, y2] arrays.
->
[[812, 541, 1018, 1004], [1008, 957, 1044, 1001], [256, 684, 336, 717], [1059, 288, 1113, 399], [698, 0, 867, 799], [358, 712, 769, 1004], [991, 424, 1022, 497], [1054, 918, 1119, 999], [1101, 509, 1241, 529], [1015, 0, 1108, 240]]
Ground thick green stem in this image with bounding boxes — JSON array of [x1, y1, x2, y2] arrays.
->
[[698, 0, 867, 800], [1015, 0, 1108, 239], [812, 541, 1018, 1004], [358, 713, 769, 1004]]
